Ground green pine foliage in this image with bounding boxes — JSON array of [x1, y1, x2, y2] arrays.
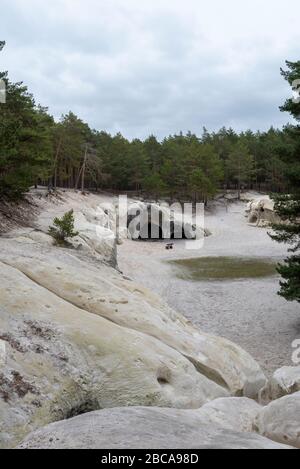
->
[[226, 142, 254, 199], [48, 210, 79, 246], [0, 67, 298, 204], [270, 61, 300, 303], [0, 47, 299, 213], [0, 71, 54, 198]]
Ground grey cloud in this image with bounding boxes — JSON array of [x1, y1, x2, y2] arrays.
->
[[1, 0, 299, 139]]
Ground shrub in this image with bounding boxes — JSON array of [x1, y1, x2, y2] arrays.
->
[[48, 210, 79, 246]]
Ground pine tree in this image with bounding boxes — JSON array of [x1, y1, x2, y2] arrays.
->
[[226, 142, 254, 199], [0, 72, 54, 198], [270, 61, 300, 302], [48, 210, 79, 246]]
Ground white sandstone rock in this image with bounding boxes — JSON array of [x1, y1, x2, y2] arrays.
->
[[197, 397, 262, 433], [127, 201, 208, 240], [0, 259, 227, 449], [255, 392, 300, 448], [18, 407, 293, 450], [0, 243, 266, 399], [246, 197, 280, 227], [72, 211, 117, 265], [82, 207, 111, 228], [6, 229, 54, 247], [260, 366, 300, 404]]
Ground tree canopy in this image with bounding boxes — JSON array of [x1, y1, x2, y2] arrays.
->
[[271, 61, 300, 302], [0, 72, 54, 198], [0, 62, 299, 204]]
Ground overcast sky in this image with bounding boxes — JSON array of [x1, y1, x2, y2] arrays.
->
[[1, 0, 299, 139]]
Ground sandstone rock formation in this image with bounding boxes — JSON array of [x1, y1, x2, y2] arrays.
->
[[73, 211, 117, 266], [246, 197, 280, 227], [36, 196, 209, 265], [18, 407, 293, 450], [196, 397, 262, 433], [1, 191, 288, 450], [255, 392, 300, 449], [34, 190, 119, 266], [0, 238, 266, 400], [0, 257, 230, 449], [260, 366, 300, 404], [127, 201, 210, 240]]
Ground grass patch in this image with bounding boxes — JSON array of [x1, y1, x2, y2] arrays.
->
[[169, 257, 278, 281]]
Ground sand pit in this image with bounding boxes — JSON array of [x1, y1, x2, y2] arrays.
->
[[118, 201, 300, 375]]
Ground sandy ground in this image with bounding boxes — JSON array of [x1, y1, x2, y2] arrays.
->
[[118, 201, 300, 376]]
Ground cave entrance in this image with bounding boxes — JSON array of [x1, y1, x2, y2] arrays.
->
[[138, 223, 190, 241], [139, 223, 164, 241]]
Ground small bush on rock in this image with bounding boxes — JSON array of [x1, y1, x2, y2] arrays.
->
[[48, 210, 79, 246]]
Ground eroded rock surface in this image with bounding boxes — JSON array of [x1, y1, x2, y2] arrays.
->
[[0, 239, 266, 399], [0, 191, 280, 450], [0, 258, 229, 449], [18, 407, 292, 450], [246, 197, 280, 227], [260, 366, 300, 404], [127, 201, 210, 240], [255, 392, 300, 449], [197, 397, 262, 433]]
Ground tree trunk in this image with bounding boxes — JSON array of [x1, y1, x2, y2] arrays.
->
[[81, 144, 88, 193], [53, 137, 62, 190]]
